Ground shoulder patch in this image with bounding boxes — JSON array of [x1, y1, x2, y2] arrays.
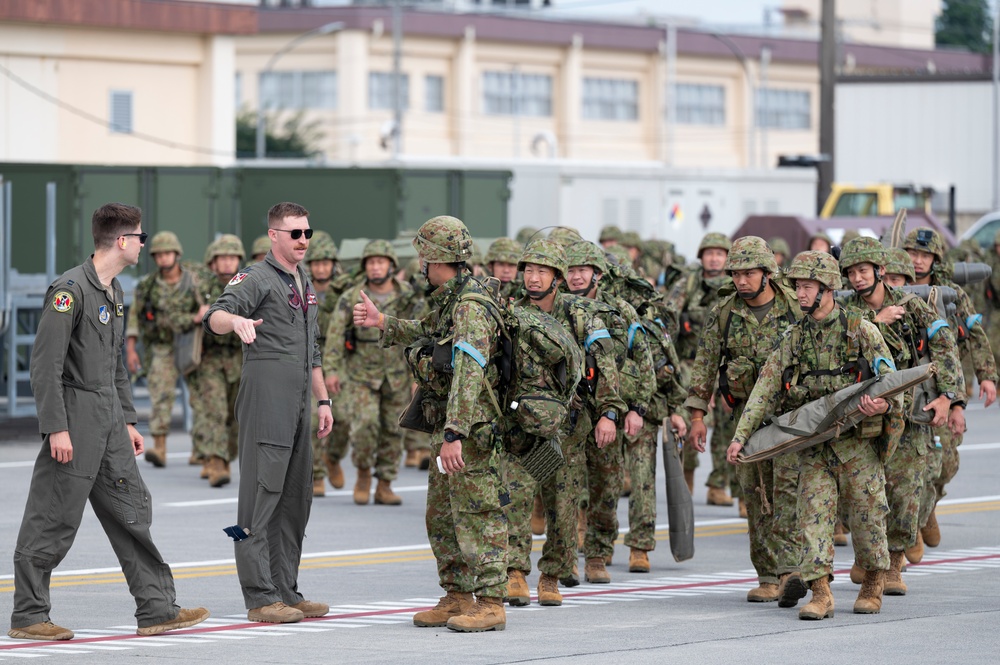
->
[[52, 291, 74, 313], [228, 271, 250, 287]]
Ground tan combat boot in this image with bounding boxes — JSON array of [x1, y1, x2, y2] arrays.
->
[[777, 572, 809, 608], [248, 602, 304, 624], [415, 449, 432, 471], [853, 569, 885, 614], [584, 557, 611, 584], [707, 487, 734, 506], [207, 457, 231, 488], [884, 551, 908, 596], [137, 607, 210, 635], [834, 521, 848, 547], [746, 582, 780, 602], [683, 468, 695, 494], [530, 494, 546, 536], [289, 600, 329, 618], [505, 570, 530, 606], [200, 459, 210, 480], [354, 468, 372, 505], [799, 577, 834, 620], [413, 591, 474, 627], [324, 455, 345, 490], [921, 510, 941, 547], [145, 435, 167, 468], [8, 621, 74, 641], [404, 450, 419, 468], [446, 596, 506, 633], [629, 548, 650, 573], [850, 561, 865, 584], [905, 531, 924, 564], [189, 451, 203, 466], [537, 573, 563, 606], [560, 562, 580, 588], [312, 477, 326, 497], [374, 479, 402, 505]]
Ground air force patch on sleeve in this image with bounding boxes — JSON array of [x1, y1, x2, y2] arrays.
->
[[228, 271, 249, 287], [52, 291, 74, 313]]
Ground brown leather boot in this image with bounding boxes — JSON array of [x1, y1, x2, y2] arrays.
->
[[145, 435, 167, 467], [374, 478, 402, 505], [8, 621, 74, 641], [404, 450, 419, 468], [537, 573, 563, 606], [584, 557, 611, 584], [505, 570, 530, 606], [884, 551, 908, 595], [799, 577, 834, 620], [354, 468, 372, 505], [707, 487, 734, 506], [850, 561, 865, 584], [629, 548, 650, 573], [683, 468, 695, 494], [921, 510, 941, 547], [324, 454, 345, 490], [777, 572, 809, 608], [747, 582, 780, 602], [853, 569, 885, 614], [905, 531, 924, 564], [413, 591, 474, 627], [207, 456, 231, 488], [446, 596, 506, 633], [312, 477, 326, 497], [834, 521, 848, 546], [530, 494, 546, 536]]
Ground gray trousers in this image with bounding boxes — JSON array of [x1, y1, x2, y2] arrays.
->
[[11, 428, 180, 629], [235, 411, 313, 609]]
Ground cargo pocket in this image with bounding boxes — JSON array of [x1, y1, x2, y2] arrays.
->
[[452, 467, 501, 514], [256, 442, 292, 493]]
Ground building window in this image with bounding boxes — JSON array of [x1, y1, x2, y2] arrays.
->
[[582, 78, 638, 121], [425, 74, 444, 113], [756, 88, 810, 130], [482, 71, 552, 116], [259, 70, 337, 110], [369, 72, 410, 110], [109, 90, 133, 134], [676, 83, 725, 125]]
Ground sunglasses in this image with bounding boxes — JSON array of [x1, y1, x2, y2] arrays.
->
[[121, 233, 148, 243], [272, 228, 314, 240]]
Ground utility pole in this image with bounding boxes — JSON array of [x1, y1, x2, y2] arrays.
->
[[818, 0, 836, 214]]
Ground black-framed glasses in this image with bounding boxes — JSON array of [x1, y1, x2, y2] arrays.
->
[[272, 228, 314, 240], [121, 232, 148, 244]]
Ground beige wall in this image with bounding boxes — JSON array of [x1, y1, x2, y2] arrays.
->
[[783, 0, 938, 49]]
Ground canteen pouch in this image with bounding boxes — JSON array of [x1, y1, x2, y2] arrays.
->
[[398, 387, 436, 433]]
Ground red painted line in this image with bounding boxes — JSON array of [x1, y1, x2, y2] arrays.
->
[[2, 551, 997, 651]]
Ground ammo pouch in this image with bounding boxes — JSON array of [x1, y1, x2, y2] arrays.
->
[[722, 357, 756, 401], [511, 438, 565, 483], [398, 387, 435, 433], [431, 338, 455, 375], [344, 327, 357, 353], [510, 395, 567, 440]]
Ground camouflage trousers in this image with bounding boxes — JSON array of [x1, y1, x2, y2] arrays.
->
[[623, 419, 658, 552], [505, 458, 537, 574], [883, 422, 932, 551], [707, 402, 739, 497], [146, 343, 180, 437], [917, 435, 944, 528], [736, 453, 801, 584], [798, 439, 889, 583], [921, 423, 961, 516], [312, 388, 352, 480], [186, 355, 239, 462], [426, 424, 508, 598], [403, 429, 432, 453], [348, 381, 408, 482], [583, 411, 624, 561]]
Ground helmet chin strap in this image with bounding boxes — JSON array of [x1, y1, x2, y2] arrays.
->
[[913, 259, 933, 280], [368, 275, 390, 286], [568, 273, 598, 297], [856, 273, 880, 298], [802, 284, 826, 315], [738, 274, 768, 301]]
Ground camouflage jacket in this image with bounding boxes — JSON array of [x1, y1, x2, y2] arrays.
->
[[326, 277, 425, 393], [684, 282, 801, 419], [843, 285, 964, 396], [317, 271, 363, 348], [667, 270, 733, 360], [984, 250, 1000, 321], [596, 289, 656, 413], [381, 273, 501, 439], [733, 305, 903, 463], [930, 274, 998, 384], [497, 278, 523, 303], [126, 262, 203, 347], [196, 269, 243, 384]]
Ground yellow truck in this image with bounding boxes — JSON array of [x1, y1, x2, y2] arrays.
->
[[820, 183, 934, 218]]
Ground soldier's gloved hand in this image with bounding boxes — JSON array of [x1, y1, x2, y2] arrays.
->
[[354, 291, 383, 329], [979, 380, 997, 408], [726, 441, 743, 464]]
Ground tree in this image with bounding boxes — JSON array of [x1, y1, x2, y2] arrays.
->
[[936, 0, 994, 54], [235, 108, 324, 159]]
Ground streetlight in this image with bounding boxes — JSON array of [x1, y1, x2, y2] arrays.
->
[[256, 21, 344, 160]]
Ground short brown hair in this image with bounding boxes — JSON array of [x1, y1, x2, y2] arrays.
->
[[268, 202, 309, 228], [93, 203, 142, 249]]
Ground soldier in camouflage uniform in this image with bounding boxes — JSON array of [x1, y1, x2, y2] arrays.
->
[[599, 225, 623, 248], [187, 235, 245, 487], [840, 237, 965, 592], [565, 240, 654, 583], [808, 232, 833, 254], [125, 231, 207, 468], [767, 237, 791, 270], [515, 226, 539, 246], [729, 251, 901, 620], [398, 256, 434, 470], [485, 237, 524, 301], [684, 236, 806, 604], [326, 240, 424, 506], [353, 216, 509, 632], [982, 230, 1000, 371], [904, 228, 997, 549], [619, 232, 660, 284], [250, 235, 271, 263], [667, 232, 736, 506]]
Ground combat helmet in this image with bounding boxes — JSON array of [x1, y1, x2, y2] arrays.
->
[[605, 245, 631, 267], [697, 232, 732, 259], [518, 238, 567, 278], [903, 227, 947, 262], [786, 251, 841, 290], [251, 234, 271, 258], [884, 247, 915, 282], [548, 226, 583, 246], [361, 238, 398, 269], [412, 215, 474, 263], [839, 236, 888, 274], [204, 234, 246, 264], [149, 231, 182, 256], [767, 237, 791, 258], [724, 236, 778, 275], [808, 232, 834, 252], [485, 237, 523, 266], [305, 231, 338, 263], [565, 240, 607, 274], [515, 226, 539, 246], [599, 225, 623, 244], [620, 231, 642, 249]]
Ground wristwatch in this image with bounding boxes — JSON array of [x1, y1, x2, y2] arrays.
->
[[443, 430, 464, 443], [603, 411, 618, 423], [317, 399, 333, 408], [629, 404, 647, 418]]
